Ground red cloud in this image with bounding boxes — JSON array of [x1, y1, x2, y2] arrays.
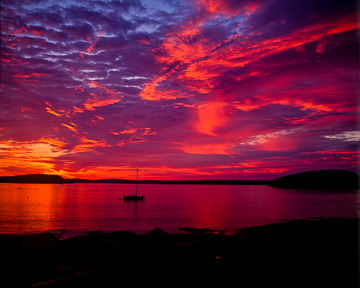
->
[[140, 11, 358, 104], [198, 0, 262, 16], [72, 137, 108, 152], [1, 0, 358, 180], [195, 102, 228, 136], [83, 81, 123, 110], [61, 123, 78, 133], [46, 107, 62, 117]]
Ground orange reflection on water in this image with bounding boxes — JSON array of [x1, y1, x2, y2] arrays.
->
[[0, 183, 62, 233], [1, 183, 358, 236]]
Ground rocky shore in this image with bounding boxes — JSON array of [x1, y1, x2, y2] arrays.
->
[[270, 170, 360, 190], [2, 218, 358, 287]]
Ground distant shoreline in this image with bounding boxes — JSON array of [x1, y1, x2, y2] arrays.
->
[[0, 174, 270, 185], [67, 179, 271, 185], [0, 170, 359, 190], [0, 170, 360, 190]]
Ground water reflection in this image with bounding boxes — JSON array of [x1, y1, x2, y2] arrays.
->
[[122, 200, 145, 230], [0, 183, 61, 233], [0, 183, 358, 235]]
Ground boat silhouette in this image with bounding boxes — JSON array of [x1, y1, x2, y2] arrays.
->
[[123, 168, 145, 200]]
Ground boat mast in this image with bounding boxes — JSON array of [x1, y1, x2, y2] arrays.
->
[[136, 167, 138, 196]]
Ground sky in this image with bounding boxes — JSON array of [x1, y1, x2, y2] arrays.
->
[[0, 0, 359, 180]]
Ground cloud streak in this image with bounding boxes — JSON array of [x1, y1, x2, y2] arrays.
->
[[0, 0, 359, 180]]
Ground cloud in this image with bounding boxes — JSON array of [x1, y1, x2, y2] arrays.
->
[[324, 131, 360, 142], [46, 107, 63, 117], [61, 123, 78, 133], [198, 0, 264, 16], [0, 0, 358, 179], [72, 137, 109, 152], [0, 138, 69, 176], [83, 81, 123, 111], [195, 102, 228, 136], [120, 128, 138, 134]]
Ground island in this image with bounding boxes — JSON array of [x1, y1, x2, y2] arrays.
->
[[270, 170, 360, 190]]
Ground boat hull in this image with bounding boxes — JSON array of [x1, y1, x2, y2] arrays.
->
[[123, 195, 145, 200]]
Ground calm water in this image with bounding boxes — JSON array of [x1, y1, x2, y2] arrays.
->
[[0, 183, 358, 236]]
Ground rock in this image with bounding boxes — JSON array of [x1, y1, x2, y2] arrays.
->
[[270, 170, 360, 190]]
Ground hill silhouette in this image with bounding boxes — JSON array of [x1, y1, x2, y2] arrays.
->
[[1, 171, 359, 189], [0, 174, 269, 185], [270, 170, 359, 190], [0, 174, 66, 184]]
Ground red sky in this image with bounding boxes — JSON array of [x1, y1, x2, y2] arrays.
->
[[1, 0, 359, 180]]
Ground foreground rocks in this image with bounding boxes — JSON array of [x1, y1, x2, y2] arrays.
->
[[2, 218, 358, 287]]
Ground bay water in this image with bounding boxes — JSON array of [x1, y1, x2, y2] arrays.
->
[[0, 183, 358, 237]]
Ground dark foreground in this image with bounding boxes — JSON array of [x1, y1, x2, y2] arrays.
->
[[2, 218, 358, 287]]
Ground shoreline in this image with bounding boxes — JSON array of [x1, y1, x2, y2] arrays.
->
[[1, 215, 353, 239], [3, 217, 359, 287], [0, 215, 354, 239]]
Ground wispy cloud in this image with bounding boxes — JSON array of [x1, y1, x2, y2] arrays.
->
[[324, 131, 360, 142], [0, 0, 358, 179]]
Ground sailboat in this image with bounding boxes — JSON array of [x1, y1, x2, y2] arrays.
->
[[123, 168, 145, 200]]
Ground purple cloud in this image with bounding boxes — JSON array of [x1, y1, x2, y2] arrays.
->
[[0, 0, 358, 180]]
